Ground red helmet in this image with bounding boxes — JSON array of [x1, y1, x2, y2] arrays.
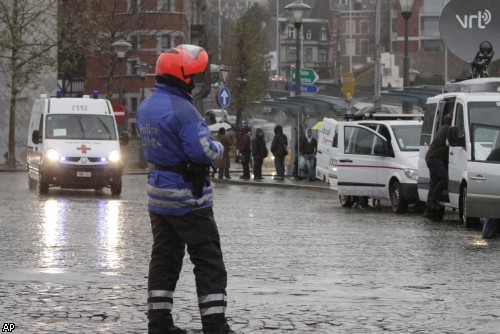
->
[[155, 44, 208, 85]]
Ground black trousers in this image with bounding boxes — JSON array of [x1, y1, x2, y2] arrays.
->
[[148, 207, 228, 334]]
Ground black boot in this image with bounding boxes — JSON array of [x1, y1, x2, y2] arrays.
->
[[148, 310, 187, 334], [223, 322, 237, 334]]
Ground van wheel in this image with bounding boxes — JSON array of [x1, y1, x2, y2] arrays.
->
[[111, 180, 122, 196], [390, 181, 408, 213], [459, 185, 480, 228], [339, 195, 354, 207], [28, 175, 37, 191], [39, 177, 49, 195]]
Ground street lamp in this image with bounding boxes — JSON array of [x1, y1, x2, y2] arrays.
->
[[135, 62, 150, 102], [285, 0, 310, 96], [398, 0, 415, 113], [111, 39, 131, 130]]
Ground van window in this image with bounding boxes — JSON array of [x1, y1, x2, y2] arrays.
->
[[45, 114, 117, 140], [420, 103, 437, 145], [392, 124, 421, 151], [455, 103, 466, 143], [472, 125, 500, 162], [345, 126, 384, 155]]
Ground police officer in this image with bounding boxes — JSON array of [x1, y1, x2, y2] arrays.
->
[[136, 44, 236, 334]]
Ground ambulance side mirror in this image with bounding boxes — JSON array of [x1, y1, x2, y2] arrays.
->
[[32, 130, 42, 144], [120, 131, 129, 146]]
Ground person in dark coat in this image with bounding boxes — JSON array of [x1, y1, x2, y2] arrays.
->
[[300, 128, 318, 181], [251, 128, 268, 180], [238, 126, 251, 179], [424, 113, 452, 221], [270, 125, 288, 180], [213, 127, 232, 179]]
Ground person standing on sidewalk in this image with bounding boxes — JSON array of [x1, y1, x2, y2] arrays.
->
[[300, 128, 318, 181], [238, 126, 251, 179], [271, 124, 288, 180], [251, 128, 268, 180], [214, 127, 232, 179], [136, 44, 236, 334]]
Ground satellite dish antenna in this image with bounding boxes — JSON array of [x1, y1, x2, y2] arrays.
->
[[439, 0, 500, 63]]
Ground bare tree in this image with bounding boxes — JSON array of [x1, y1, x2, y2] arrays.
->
[[0, 0, 58, 168], [222, 4, 269, 136]]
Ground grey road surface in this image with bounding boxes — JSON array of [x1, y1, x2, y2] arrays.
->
[[0, 172, 499, 333]]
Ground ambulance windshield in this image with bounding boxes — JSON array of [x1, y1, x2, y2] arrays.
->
[[45, 114, 117, 140]]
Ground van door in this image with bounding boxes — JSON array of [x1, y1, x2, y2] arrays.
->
[[462, 103, 500, 218], [337, 124, 388, 198], [447, 101, 467, 208], [315, 118, 338, 182]]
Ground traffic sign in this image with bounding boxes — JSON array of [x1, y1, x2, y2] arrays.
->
[[342, 72, 355, 99], [112, 104, 125, 123], [216, 87, 231, 108], [290, 83, 319, 94], [219, 67, 231, 85], [291, 68, 319, 85]]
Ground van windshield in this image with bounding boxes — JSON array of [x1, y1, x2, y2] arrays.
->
[[391, 124, 422, 151], [45, 114, 117, 140]]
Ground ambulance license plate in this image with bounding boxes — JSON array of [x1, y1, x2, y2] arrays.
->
[[77, 171, 91, 177]]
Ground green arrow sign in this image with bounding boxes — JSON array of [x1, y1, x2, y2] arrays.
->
[[291, 68, 319, 84]]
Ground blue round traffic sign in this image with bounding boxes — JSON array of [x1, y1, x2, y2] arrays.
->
[[217, 87, 231, 108]]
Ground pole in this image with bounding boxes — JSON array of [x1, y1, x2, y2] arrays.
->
[[276, 0, 280, 78], [349, 0, 352, 72], [218, 0, 222, 64], [374, 0, 381, 112], [118, 60, 125, 132], [295, 22, 302, 96], [402, 16, 410, 113]]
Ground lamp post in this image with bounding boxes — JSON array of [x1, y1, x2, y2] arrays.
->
[[135, 62, 149, 102], [285, 0, 310, 96], [398, 0, 415, 113], [111, 39, 131, 130]]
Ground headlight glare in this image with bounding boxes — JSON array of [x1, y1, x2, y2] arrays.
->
[[109, 150, 121, 162], [46, 149, 60, 161]]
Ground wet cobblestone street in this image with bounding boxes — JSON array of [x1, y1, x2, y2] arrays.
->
[[1, 172, 499, 333]]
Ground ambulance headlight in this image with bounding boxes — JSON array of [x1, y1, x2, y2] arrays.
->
[[46, 149, 60, 161], [404, 168, 418, 180], [108, 150, 121, 162]]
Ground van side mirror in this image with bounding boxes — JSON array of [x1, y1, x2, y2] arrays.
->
[[32, 130, 42, 144], [447, 126, 465, 147], [120, 131, 129, 146], [374, 141, 388, 156]]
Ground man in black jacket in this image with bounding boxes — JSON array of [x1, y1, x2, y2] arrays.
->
[[270, 125, 288, 180], [424, 113, 452, 221]]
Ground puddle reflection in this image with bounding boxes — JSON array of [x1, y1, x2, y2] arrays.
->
[[40, 198, 69, 273], [97, 199, 123, 271]]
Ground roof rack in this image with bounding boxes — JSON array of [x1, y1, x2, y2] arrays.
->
[[342, 113, 424, 121]]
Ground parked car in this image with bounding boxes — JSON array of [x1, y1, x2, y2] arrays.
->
[[318, 115, 423, 212], [204, 109, 228, 124]]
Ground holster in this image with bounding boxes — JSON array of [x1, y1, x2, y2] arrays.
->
[[184, 163, 211, 197]]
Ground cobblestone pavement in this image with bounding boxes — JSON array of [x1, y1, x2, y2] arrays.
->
[[1, 171, 500, 333]]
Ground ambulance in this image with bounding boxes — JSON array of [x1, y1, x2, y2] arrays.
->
[[418, 78, 500, 226], [26, 92, 129, 196]]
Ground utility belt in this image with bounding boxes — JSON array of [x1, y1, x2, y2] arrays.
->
[[152, 163, 211, 197]]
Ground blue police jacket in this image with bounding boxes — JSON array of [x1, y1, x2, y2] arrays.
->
[[136, 83, 223, 215]]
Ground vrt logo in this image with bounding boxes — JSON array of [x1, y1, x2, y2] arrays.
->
[[456, 9, 492, 29]]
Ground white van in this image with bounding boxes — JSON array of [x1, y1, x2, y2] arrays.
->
[[335, 118, 422, 212], [418, 78, 500, 226], [26, 93, 129, 196], [315, 117, 339, 184]]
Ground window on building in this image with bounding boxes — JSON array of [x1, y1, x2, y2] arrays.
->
[[305, 48, 313, 62], [129, 59, 138, 75], [320, 27, 327, 41], [319, 48, 327, 63], [289, 47, 297, 62], [161, 34, 171, 50], [130, 35, 139, 51], [360, 21, 369, 34], [129, 0, 140, 12], [306, 30, 312, 40], [159, 0, 171, 12], [360, 39, 369, 55], [131, 97, 138, 114], [339, 0, 348, 4], [346, 20, 355, 35], [421, 17, 440, 37], [422, 40, 443, 52], [288, 26, 296, 40]]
